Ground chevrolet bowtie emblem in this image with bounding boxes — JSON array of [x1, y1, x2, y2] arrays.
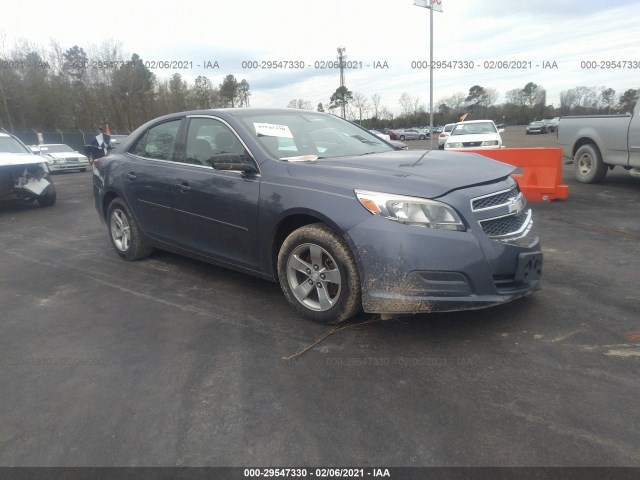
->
[[508, 195, 525, 214]]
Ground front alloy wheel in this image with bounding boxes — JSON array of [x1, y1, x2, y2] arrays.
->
[[286, 243, 342, 312], [278, 224, 361, 324]]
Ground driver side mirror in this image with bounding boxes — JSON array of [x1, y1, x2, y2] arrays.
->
[[209, 153, 257, 173]]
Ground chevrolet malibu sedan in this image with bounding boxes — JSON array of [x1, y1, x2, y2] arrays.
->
[[445, 120, 504, 150], [93, 109, 542, 324]]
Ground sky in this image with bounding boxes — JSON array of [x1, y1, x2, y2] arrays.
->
[[1, 0, 639, 116]]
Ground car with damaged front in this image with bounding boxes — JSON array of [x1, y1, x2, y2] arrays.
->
[[0, 132, 57, 207], [93, 108, 542, 324]]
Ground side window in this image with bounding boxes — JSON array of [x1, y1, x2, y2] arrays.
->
[[130, 120, 181, 160], [185, 117, 250, 166]]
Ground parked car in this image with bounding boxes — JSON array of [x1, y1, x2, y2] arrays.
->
[[369, 129, 390, 141], [369, 130, 408, 150], [395, 128, 426, 141], [444, 120, 504, 150], [30, 143, 90, 172], [543, 118, 559, 133], [93, 108, 541, 324], [438, 123, 456, 149], [0, 133, 57, 206], [557, 101, 640, 183], [526, 120, 548, 134], [495, 122, 507, 130]]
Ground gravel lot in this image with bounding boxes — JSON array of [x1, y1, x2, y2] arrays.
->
[[1, 130, 639, 468]]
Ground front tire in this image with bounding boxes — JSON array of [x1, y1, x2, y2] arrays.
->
[[574, 143, 607, 184], [399, 135, 405, 141], [107, 198, 152, 260], [37, 189, 56, 207], [277, 223, 361, 324]]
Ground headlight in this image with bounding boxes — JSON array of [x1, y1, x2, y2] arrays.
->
[[446, 142, 462, 148], [355, 190, 465, 231], [481, 140, 499, 146]]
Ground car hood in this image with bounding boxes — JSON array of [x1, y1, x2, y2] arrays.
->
[[0, 152, 44, 167], [286, 150, 514, 198], [447, 133, 501, 143], [45, 152, 88, 160]]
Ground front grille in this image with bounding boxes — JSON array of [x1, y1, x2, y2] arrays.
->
[[480, 210, 530, 238], [472, 185, 520, 211], [462, 141, 482, 147]]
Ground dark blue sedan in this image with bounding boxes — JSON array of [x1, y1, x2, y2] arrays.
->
[[93, 109, 542, 323]]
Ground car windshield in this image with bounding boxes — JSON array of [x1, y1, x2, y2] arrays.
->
[[236, 111, 394, 160], [0, 136, 31, 154], [40, 145, 75, 153], [451, 122, 497, 136]]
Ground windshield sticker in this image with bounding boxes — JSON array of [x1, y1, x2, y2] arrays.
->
[[281, 154, 318, 162], [254, 122, 293, 138]]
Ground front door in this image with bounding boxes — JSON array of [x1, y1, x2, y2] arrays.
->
[[173, 116, 261, 269]]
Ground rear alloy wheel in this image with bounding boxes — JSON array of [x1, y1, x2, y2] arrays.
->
[[574, 143, 607, 184], [107, 198, 152, 260], [277, 223, 361, 324], [399, 135, 406, 141]]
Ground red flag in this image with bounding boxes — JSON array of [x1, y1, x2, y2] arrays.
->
[[459, 113, 468, 121]]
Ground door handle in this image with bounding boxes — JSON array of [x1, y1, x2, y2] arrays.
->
[[176, 182, 191, 192], [126, 172, 137, 180]]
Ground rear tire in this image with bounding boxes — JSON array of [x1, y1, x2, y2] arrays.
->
[[107, 198, 152, 260], [277, 223, 361, 324], [574, 143, 607, 184], [399, 135, 405, 141]]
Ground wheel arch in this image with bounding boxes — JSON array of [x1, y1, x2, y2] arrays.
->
[[269, 210, 350, 278], [102, 190, 120, 220], [572, 137, 602, 158]]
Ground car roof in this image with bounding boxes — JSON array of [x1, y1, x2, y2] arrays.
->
[[457, 120, 495, 124]]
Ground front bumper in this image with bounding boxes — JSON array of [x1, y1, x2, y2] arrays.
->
[[48, 161, 90, 172], [347, 180, 542, 314]]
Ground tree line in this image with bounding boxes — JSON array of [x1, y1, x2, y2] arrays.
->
[[290, 83, 638, 128], [1, 40, 638, 133], [0, 41, 250, 133]]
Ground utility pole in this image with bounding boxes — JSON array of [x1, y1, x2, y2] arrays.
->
[[337, 47, 346, 118], [414, 0, 443, 150]]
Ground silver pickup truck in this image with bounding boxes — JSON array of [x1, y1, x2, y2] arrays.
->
[[557, 101, 640, 183]]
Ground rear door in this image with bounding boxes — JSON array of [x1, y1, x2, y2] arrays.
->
[[122, 118, 184, 245]]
